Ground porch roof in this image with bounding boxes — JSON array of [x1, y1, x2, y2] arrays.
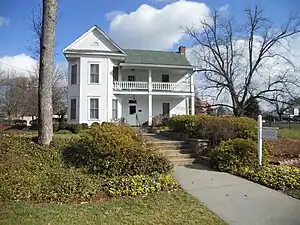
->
[[122, 49, 192, 68]]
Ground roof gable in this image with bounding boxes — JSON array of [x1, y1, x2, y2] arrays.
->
[[63, 26, 126, 55]]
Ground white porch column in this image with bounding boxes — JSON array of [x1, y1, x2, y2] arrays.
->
[[148, 69, 152, 91], [190, 72, 195, 93], [118, 66, 122, 81], [118, 98, 122, 119], [186, 97, 190, 115], [191, 95, 195, 115], [148, 94, 153, 126]]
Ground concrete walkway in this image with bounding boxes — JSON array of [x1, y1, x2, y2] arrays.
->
[[174, 164, 300, 225]]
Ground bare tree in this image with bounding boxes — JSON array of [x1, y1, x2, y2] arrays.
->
[[38, 0, 58, 145], [187, 6, 300, 116], [268, 92, 293, 121]]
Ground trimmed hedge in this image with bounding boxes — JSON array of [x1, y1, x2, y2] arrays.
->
[[65, 125, 173, 177], [103, 174, 179, 197], [168, 115, 257, 147], [240, 165, 300, 190], [211, 138, 269, 173]]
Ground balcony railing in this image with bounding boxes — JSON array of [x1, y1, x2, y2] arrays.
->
[[113, 81, 190, 92]]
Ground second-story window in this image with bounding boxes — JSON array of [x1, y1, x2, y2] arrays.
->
[[128, 75, 135, 81], [71, 64, 77, 85], [90, 64, 100, 83]]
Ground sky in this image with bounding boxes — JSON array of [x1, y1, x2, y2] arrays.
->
[[0, 0, 299, 73]]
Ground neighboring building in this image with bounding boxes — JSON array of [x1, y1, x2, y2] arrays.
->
[[63, 25, 195, 126]]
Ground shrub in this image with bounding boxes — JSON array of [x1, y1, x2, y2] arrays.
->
[[53, 123, 59, 132], [211, 138, 269, 173], [81, 123, 89, 130], [0, 136, 101, 203], [152, 114, 169, 127], [68, 124, 83, 134], [58, 122, 69, 130], [56, 129, 73, 134], [240, 165, 300, 190], [64, 125, 172, 177], [168, 115, 257, 147], [103, 174, 179, 197], [91, 122, 100, 127]]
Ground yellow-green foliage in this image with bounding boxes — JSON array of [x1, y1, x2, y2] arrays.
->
[[211, 138, 269, 173], [240, 165, 300, 190], [104, 174, 179, 197], [73, 124, 173, 177]]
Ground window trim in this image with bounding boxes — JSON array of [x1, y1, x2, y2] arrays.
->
[[70, 98, 77, 120], [88, 61, 101, 84], [70, 64, 78, 85], [88, 97, 101, 121]]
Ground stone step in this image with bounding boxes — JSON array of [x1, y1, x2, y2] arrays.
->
[[159, 149, 194, 156], [170, 158, 195, 165], [153, 145, 192, 151], [149, 141, 191, 148]]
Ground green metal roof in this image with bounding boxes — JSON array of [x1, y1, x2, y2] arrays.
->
[[123, 49, 191, 67]]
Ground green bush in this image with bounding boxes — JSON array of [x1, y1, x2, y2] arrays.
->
[[240, 165, 300, 190], [53, 123, 59, 132], [65, 125, 172, 177], [56, 129, 73, 134], [211, 138, 269, 173], [91, 122, 100, 127], [81, 123, 89, 130], [0, 136, 101, 203], [68, 124, 83, 134], [58, 122, 69, 130], [103, 174, 179, 197], [168, 115, 257, 147]]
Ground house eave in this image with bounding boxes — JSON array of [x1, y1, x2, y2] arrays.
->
[[64, 50, 126, 59], [119, 62, 193, 70]]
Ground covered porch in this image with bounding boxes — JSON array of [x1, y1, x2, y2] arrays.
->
[[115, 94, 195, 126]]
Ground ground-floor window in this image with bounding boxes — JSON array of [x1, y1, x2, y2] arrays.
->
[[70, 98, 77, 120], [90, 98, 99, 119], [112, 99, 118, 119]]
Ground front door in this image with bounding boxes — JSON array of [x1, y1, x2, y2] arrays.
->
[[163, 102, 170, 117], [128, 99, 137, 125]]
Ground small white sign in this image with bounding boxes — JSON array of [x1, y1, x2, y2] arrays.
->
[[262, 127, 278, 140]]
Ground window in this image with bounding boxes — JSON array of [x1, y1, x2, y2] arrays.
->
[[163, 103, 170, 117], [129, 105, 136, 115], [90, 64, 100, 83], [90, 98, 99, 119], [162, 74, 169, 82], [128, 75, 135, 81], [112, 99, 118, 119], [70, 99, 76, 120], [113, 67, 118, 81], [71, 65, 77, 85]]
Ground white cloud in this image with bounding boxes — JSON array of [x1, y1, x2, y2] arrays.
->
[[107, 0, 211, 49], [0, 16, 10, 27], [105, 11, 125, 21], [0, 54, 37, 76], [218, 4, 229, 14]]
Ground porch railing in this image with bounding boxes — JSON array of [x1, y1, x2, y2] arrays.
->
[[113, 81, 190, 92], [152, 82, 190, 92], [113, 81, 148, 90]]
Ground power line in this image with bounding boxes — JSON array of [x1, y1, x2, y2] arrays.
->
[[0, 61, 34, 73]]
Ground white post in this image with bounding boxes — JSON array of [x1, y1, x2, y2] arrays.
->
[[148, 94, 152, 126], [190, 73, 195, 93], [258, 115, 263, 166], [186, 97, 190, 115], [148, 69, 152, 91], [118, 66, 122, 81], [191, 95, 195, 115]]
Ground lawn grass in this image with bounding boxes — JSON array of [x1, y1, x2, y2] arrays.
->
[[0, 190, 226, 225], [278, 128, 300, 139]]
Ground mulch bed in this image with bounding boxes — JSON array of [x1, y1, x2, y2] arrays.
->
[[268, 138, 300, 164]]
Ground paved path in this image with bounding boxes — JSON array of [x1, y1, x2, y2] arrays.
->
[[174, 164, 300, 225]]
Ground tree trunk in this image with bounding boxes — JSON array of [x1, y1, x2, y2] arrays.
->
[[38, 0, 57, 145]]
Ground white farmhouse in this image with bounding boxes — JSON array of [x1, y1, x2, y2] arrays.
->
[[63, 25, 195, 126]]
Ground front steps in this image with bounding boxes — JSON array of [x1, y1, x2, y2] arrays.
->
[[146, 135, 196, 165]]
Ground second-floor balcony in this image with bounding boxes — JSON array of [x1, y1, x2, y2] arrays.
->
[[113, 81, 191, 92]]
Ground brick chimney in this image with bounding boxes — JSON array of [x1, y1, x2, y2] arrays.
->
[[178, 46, 186, 55]]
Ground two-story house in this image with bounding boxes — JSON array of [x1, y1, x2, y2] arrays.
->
[[63, 25, 195, 126]]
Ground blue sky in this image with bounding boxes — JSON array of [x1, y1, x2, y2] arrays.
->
[[0, 0, 299, 70]]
